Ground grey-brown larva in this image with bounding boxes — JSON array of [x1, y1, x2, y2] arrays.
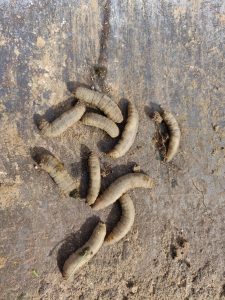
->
[[39, 153, 78, 196], [81, 112, 119, 138], [108, 101, 139, 158], [92, 173, 154, 211], [104, 194, 135, 245], [86, 152, 101, 205], [162, 110, 181, 162], [62, 222, 106, 279], [39, 101, 86, 137], [74, 87, 123, 123]]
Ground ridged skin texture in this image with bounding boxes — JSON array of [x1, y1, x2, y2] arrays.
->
[[162, 110, 181, 162], [39, 154, 78, 195], [40, 102, 86, 137], [86, 152, 101, 205], [62, 222, 106, 279], [105, 194, 135, 245], [108, 101, 139, 158], [81, 112, 119, 138], [74, 87, 123, 123], [92, 173, 154, 210]]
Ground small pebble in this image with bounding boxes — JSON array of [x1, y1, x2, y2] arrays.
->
[[212, 123, 219, 132], [133, 165, 141, 173], [131, 286, 138, 294]]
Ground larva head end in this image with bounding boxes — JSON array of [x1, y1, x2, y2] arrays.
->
[[117, 115, 124, 124], [90, 203, 99, 211], [91, 200, 104, 211], [62, 271, 71, 280], [97, 222, 107, 234], [107, 151, 119, 159]]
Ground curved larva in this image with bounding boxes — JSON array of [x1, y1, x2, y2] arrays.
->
[[86, 152, 101, 205], [62, 222, 106, 279], [162, 110, 181, 162], [81, 112, 119, 138], [92, 173, 154, 211], [39, 102, 86, 137], [74, 87, 123, 123], [108, 101, 139, 158], [39, 153, 78, 196], [104, 194, 135, 245]]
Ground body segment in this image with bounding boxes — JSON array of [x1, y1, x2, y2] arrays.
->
[[86, 152, 101, 205], [162, 110, 181, 162], [108, 101, 139, 158], [39, 153, 78, 196], [92, 173, 154, 210], [62, 222, 106, 279], [74, 87, 123, 123], [105, 194, 135, 245], [39, 102, 86, 137], [81, 112, 119, 138]]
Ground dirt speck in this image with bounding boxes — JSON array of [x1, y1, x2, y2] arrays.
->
[[36, 36, 46, 48]]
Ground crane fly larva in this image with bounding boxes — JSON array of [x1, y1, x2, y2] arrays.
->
[[161, 109, 181, 162], [108, 101, 139, 158], [86, 152, 101, 205], [104, 194, 135, 245], [92, 173, 154, 210], [39, 101, 86, 137], [39, 153, 78, 196], [74, 87, 123, 123], [81, 112, 119, 138], [62, 222, 106, 279]]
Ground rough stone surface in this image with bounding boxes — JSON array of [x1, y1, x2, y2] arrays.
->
[[0, 0, 225, 299]]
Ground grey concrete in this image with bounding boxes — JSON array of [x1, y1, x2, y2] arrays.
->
[[0, 0, 225, 299]]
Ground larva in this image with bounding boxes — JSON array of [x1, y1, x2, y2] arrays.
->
[[81, 112, 119, 138], [74, 87, 123, 123], [108, 101, 139, 158], [162, 110, 181, 162], [86, 152, 101, 205], [92, 173, 154, 211], [62, 222, 106, 279], [104, 194, 135, 245], [39, 101, 86, 137], [39, 153, 78, 196]]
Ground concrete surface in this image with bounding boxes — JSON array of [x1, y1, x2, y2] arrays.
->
[[0, 0, 225, 299]]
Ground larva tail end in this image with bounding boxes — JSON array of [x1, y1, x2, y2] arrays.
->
[[117, 115, 124, 124], [39, 119, 49, 133], [153, 112, 163, 124]]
